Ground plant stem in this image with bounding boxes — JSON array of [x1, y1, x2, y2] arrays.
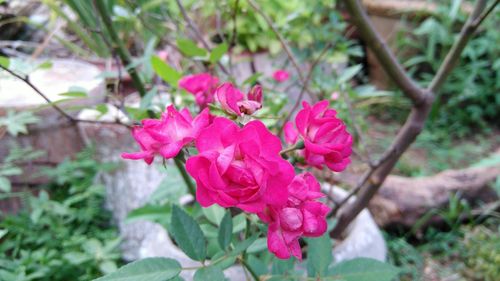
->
[[240, 258, 259, 281], [93, 0, 146, 98], [279, 141, 304, 156], [173, 154, 196, 197]]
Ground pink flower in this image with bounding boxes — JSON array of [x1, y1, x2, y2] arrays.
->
[[186, 117, 294, 213], [330, 91, 340, 100], [215, 83, 263, 116], [121, 105, 210, 164], [272, 69, 290, 82], [178, 73, 219, 108], [286, 100, 352, 172], [284, 121, 299, 145], [259, 173, 330, 260]]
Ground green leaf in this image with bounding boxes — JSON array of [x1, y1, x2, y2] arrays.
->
[[232, 213, 247, 233], [242, 73, 262, 85], [306, 234, 332, 277], [151, 56, 181, 86], [193, 266, 225, 281], [0, 110, 39, 136], [230, 234, 258, 256], [169, 205, 206, 261], [0, 56, 9, 68], [209, 43, 228, 63], [0, 177, 11, 192], [218, 211, 233, 250], [177, 38, 208, 58], [247, 238, 267, 254], [93, 257, 181, 281], [125, 204, 171, 224], [96, 104, 109, 115], [0, 229, 8, 239], [59, 92, 88, 98], [328, 258, 400, 281], [338, 64, 362, 84], [37, 61, 53, 70], [203, 204, 226, 225], [140, 87, 157, 109]]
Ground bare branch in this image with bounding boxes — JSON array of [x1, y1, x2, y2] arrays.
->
[[343, 0, 425, 105], [279, 43, 332, 134], [330, 0, 490, 238], [0, 64, 131, 128], [246, 0, 318, 102], [429, 0, 489, 92]]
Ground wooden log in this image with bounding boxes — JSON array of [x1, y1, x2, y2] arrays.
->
[[369, 156, 500, 228]]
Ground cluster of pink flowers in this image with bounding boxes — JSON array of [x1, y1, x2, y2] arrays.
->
[[122, 72, 352, 260]]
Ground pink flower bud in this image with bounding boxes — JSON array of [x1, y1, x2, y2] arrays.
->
[[215, 83, 263, 116], [272, 69, 290, 82]]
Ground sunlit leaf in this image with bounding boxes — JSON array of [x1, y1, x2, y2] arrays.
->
[[151, 56, 181, 86], [177, 38, 208, 58]]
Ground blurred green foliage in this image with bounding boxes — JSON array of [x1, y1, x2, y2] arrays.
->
[[397, 0, 500, 137], [0, 148, 122, 281]]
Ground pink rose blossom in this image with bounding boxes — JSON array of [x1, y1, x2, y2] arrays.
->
[[178, 73, 219, 108], [215, 83, 263, 116], [186, 117, 294, 213], [121, 105, 210, 164], [259, 173, 330, 260], [272, 69, 290, 82], [286, 100, 352, 172]]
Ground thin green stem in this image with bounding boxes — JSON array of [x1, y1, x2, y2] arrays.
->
[[173, 154, 196, 197], [93, 0, 146, 98], [240, 258, 259, 281], [279, 141, 305, 156]]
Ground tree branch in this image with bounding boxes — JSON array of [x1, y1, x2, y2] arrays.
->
[[330, 0, 490, 238], [428, 0, 489, 92], [246, 0, 318, 102], [343, 0, 425, 105]]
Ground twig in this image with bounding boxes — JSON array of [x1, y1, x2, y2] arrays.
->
[[342, 0, 425, 105], [471, 0, 499, 29], [428, 0, 489, 92], [330, 0, 490, 238], [278, 43, 332, 134], [175, 0, 230, 75], [279, 141, 305, 156], [0, 64, 131, 128], [246, 0, 317, 102]]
